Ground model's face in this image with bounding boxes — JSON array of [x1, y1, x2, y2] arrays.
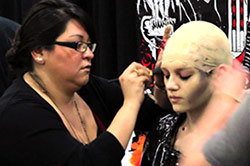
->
[[44, 19, 94, 89], [161, 60, 213, 113], [159, 21, 234, 113]]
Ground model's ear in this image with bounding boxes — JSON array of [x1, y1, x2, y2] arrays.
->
[[209, 64, 229, 89], [213, 64, 228, 77], [31, 48, 45, 65]]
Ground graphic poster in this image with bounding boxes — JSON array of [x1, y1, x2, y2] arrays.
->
[[136, 0, 250, 72]]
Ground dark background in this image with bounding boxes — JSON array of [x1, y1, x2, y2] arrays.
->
[[1, 0, 249, 80], [0, 0, 139, 80]]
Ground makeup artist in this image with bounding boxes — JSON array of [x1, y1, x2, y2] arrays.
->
[[0, 0, 171, 165]]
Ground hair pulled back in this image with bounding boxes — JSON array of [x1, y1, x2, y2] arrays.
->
[[6, 0, 94, 78]]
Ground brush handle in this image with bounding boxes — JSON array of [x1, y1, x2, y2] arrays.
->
[[152, 67, 163, 75]]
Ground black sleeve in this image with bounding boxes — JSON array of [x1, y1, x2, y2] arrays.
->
[[0, 99, 124, 166], [135, 95, 171, 132], [82, 75, 170, 132], [78, 75, 124, 128]]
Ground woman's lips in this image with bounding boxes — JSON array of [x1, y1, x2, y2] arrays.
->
[[169, 96, 182, 103], [80, 66, 91, 72]]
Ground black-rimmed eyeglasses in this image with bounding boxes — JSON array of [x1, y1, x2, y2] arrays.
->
[[54, 41, 97, 53]]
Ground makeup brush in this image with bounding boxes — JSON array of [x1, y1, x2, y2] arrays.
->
[[108, 67, 163, 84], [149, 67, 163, 76]]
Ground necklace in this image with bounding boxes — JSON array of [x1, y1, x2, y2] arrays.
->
[[73, 100, 90, 143], [29, 72, 90, 144]]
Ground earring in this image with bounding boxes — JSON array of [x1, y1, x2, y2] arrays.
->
[[36, 57, 43, 62]]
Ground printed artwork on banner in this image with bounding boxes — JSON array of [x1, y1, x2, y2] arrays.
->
[[136, 0, 250, 72], [121, 131, 146, 166]]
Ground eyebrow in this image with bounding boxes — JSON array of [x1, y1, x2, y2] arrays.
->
[[68, 34, 90, 41], [162, 66, 194, 72], [164, 68, 195, 77], [175, 67, 194, 72]]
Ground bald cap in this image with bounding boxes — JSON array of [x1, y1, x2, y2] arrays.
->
[[162, 21, 232, 73]]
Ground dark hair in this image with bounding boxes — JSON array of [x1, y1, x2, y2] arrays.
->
[[6, 0, 94, 79]]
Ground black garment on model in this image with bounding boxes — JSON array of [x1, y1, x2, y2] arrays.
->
[[140, 113, 186, 166], [0, 74, 167, 166]]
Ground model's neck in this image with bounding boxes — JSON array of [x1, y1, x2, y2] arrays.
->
[[182, 99, 211, 132]]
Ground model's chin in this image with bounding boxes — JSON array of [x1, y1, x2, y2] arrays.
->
[[172, 104, 188, 113]]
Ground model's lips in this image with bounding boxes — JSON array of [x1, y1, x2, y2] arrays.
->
[[168, 96, 182, 103]]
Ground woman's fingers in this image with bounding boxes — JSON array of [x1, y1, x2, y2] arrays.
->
[[119, 62, 152, 103], [164, 24, 172, 39]]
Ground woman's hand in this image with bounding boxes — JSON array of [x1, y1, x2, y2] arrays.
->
[[108, 62, 151, 149], [119, 62, 151, 107], [213, 59, 248, 102]]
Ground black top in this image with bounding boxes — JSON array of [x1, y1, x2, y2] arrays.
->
[[140, 113, 186, 166], [0, 74, 166, 166]]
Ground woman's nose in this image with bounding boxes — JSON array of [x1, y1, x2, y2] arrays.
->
[[82, 47, 94, 59]]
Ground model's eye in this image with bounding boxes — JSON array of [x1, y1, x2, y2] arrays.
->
[[180, 75, 191, 80], [162, 69, 170, 79], [165, 75, 170, 79]]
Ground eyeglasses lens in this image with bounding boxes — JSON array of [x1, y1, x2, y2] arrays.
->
[[77, 43, 96, 53]]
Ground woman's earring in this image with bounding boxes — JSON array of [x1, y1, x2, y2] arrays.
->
[[35, 57, 44, 64], [36, 57, 43, 62]]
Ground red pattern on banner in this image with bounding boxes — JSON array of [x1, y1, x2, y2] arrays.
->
[[236, 50, 245, 63], [141, 53, 152, 67], [241, 20, 244, 27], [140, 39, 155, 70], [233, 5, 236, 15], [129, 134, 146, 166]]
